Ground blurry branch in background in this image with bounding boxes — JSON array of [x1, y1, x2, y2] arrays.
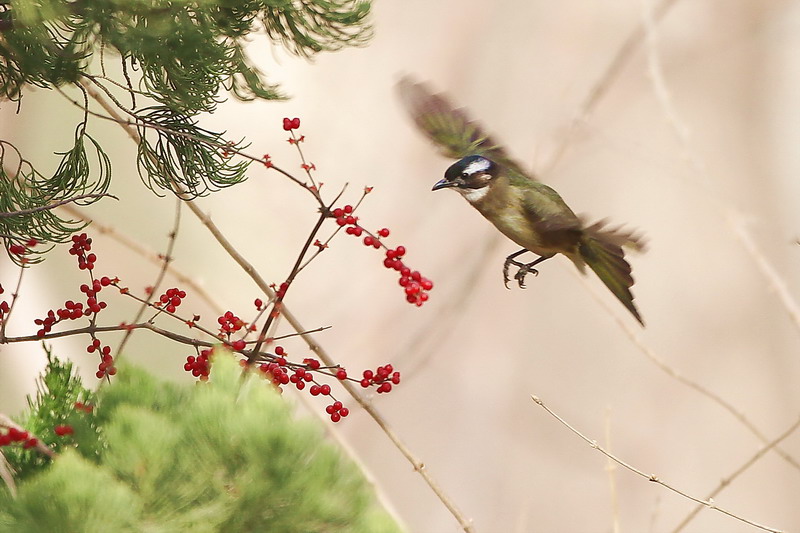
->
[[671, 417, 800, 532], [729, 214, 800, 335], [640, 0, 800, 471], [531, 395, 796, 533], [578, 271, 800, 471], [114, 198, 181, 356], [642, 0, 800, 336], [58, 203, 223, 316], [546, 0, 682, 173]]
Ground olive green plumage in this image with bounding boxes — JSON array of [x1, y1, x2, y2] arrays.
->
[[398, 76, 646, 325]]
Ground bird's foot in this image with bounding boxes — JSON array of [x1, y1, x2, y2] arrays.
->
[[503, 257, 539, 289], [503, 258, 525, 289], [513, 265, 539, 288]]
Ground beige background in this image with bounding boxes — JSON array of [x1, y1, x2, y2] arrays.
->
[[2, 0, 800, 531]]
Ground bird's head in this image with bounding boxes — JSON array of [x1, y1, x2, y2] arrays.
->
[[432, 155, 499, 203]]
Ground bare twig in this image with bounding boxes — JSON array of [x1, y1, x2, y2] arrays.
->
[[637, 0, 800, 465], [577, 271, 800, 471], [531, 395, 787, 533], [729, 214, 800, 335], [115, 198, 182, 356], [0, 261, 24, 341], [57, 203, 224, 315], [671, 416, 800, 533], [546, 0, 682, 173]]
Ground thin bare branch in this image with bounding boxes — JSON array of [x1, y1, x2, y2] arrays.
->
[[729, 214, 800, 335], [531, 395, 787, 533], [671, 416, 800, 533], [115, 198, 182, 356], [546, 0, 682, 173], [576, 271, 800, 471]]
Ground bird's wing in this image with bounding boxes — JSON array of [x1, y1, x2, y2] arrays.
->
[[396, 75, 531, 178], [518, 179, 583, 242]]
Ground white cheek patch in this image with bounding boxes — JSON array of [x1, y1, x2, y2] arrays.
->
[[459, 186, 489, 202]]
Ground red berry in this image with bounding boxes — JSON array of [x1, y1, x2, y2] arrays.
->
[[275, 346, 285, 356], [54, 425, 74, 436], [282, 118, 293, 131], [378, 228, 390, 237], [291, 118, 300, 129]]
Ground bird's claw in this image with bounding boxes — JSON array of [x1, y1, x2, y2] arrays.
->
[[503, 257, 539, 289], [514, 266, 539, 288], [503, 261, 513, 289]]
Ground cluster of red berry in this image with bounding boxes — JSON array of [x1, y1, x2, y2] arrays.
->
[[332, 205, 433, 306], [361, 364, 400, 393], [259, 352, 352, 423], [282, 117, 301, 131], [74, 401, 94, 413], [8, 238, 37, 262], [54, 425, 74, 436], [88, 337, 116, 378], [156, 287, 186, 314], [33, 277, 111, 338], [217, 310, 246, 335], [0, 427, 38, 449], [69, 233, 96, 270], [325, 401, 349, 422], [0, 284, 8, 323], [184, 348, 212, 380]]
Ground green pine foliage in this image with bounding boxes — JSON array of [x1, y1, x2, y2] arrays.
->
[[1, 345, 100, 479], [0, 350, 402, 533], [0, 0, 372, 262]]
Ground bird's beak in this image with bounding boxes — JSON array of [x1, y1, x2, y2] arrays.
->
[[432, 178, 459, 191]]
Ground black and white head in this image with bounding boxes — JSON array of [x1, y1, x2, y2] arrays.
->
[[432, 155, 499, 203]]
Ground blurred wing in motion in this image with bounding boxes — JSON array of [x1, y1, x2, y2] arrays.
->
[[396, 75, 531, 178]]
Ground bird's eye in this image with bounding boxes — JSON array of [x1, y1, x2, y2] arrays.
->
[[460, 172, 468, 179]]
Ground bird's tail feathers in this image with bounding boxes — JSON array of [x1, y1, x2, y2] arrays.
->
[[581, 218, 647, 253], [579, 220, 645, 326]]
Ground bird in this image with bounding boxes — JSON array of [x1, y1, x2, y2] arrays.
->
[[396, 76, 646, 325]]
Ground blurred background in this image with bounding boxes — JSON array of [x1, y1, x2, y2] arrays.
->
[[2, 0, 800, 531]]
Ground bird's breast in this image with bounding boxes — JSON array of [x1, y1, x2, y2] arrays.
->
[[471, 188, 554, 255]]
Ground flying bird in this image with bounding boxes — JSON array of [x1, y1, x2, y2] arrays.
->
[[397, 76, 646, 325]]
